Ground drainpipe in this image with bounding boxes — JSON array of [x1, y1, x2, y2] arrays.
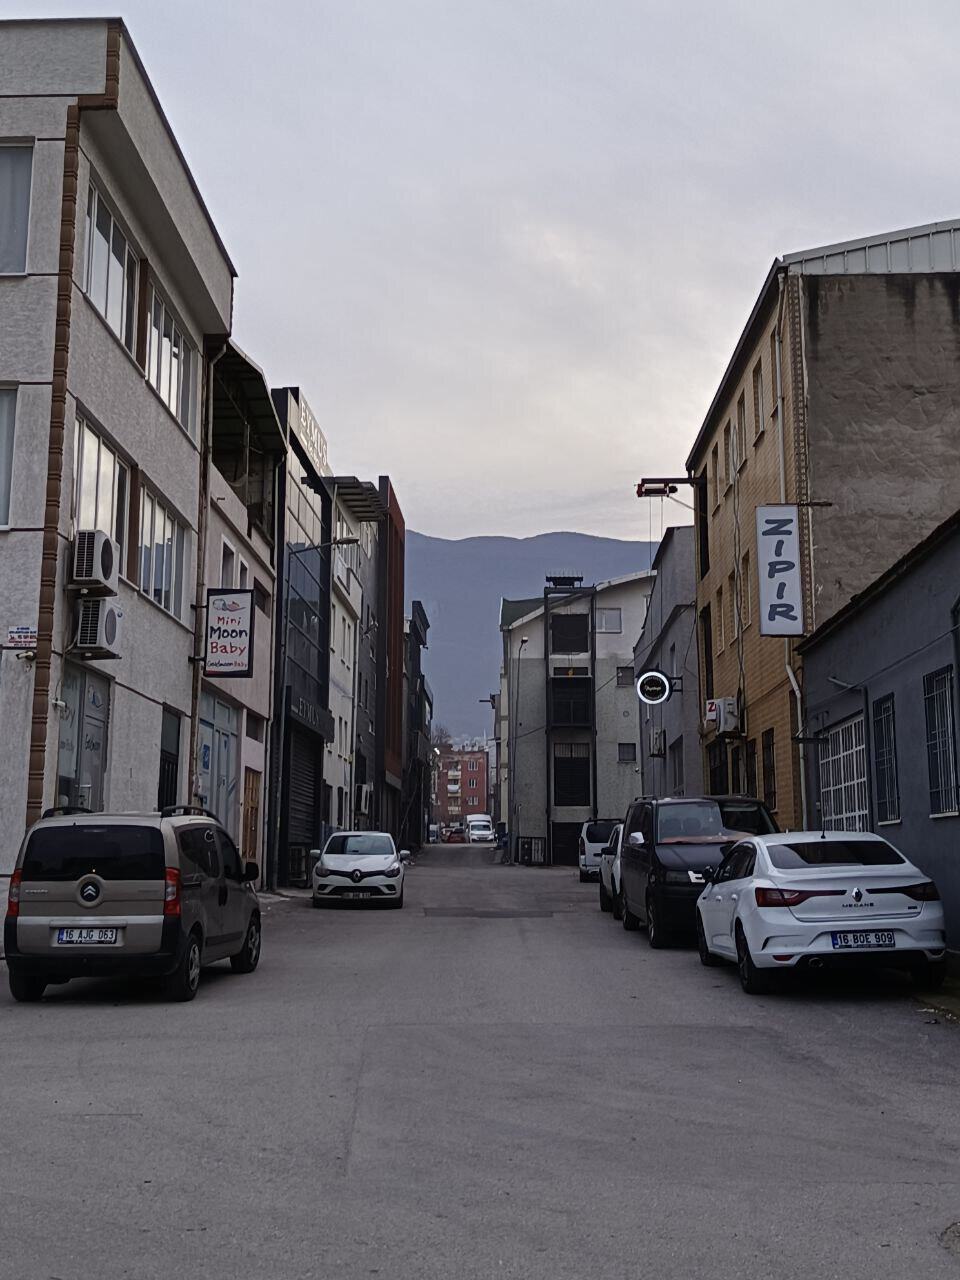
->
[[188, 340, 228, 807]]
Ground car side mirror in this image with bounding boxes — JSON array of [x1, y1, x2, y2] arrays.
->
[[702, 866, 715, 884], [628, 832, 646, 850], [242, 861, 259, 883], [399, 850, 411, 861]]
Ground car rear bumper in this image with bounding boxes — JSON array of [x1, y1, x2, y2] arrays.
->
[[4, 914, 185, 978], [749, 916, 947, 969]]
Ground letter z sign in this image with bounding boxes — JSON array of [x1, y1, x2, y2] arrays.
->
[[756, 505, 804, 636]]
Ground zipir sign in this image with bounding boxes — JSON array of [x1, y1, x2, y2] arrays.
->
[[756, 504, 804, 636]]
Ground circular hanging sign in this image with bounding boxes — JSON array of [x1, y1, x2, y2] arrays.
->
[[636, 669, 671, 705]]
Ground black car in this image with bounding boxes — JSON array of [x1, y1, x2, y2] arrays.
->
[[618, 795, 779, 947]]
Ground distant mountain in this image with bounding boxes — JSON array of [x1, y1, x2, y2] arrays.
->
[[405, 531, 657, 740]]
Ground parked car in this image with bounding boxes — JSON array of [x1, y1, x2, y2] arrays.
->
[[444, 825, 464, 843], [4, 806, 261, 1004], [598, 823, 623, 915], [696, 830, 947, 994], [312, 831, 408, 907], [579, 819, 618, 883], [619, 795, 778, 947], [465, 814, 495, 843]]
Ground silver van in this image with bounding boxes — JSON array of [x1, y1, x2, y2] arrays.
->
[[4, 806, 261, 1003]]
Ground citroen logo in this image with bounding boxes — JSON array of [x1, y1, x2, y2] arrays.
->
[[352, 869, 362, 883], [80, 880, 101, 904], [852, 887, 863, 903]]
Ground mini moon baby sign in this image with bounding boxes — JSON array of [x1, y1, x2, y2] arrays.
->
[[204, 589, 254, 677]]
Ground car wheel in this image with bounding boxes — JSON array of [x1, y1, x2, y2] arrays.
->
[[311, 895, 323, 908], [697, 911, 720, 966], [8, 968, 47, 1003], [599, 879, 611, 912], [230, 915, 261, 974], [912, 957, 947, 991], [579, 870, 588, 883], [166, 932, 202, 1003], [621, 891, 640, 931], [646, 893, 670, 949], [388, 886, 405, 910], [736, 924, 773, 995]]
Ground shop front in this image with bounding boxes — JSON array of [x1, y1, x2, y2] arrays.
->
[[56, 663, 110, 812]]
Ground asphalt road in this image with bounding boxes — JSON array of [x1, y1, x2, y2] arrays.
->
[[3, 845, 960, 1280]]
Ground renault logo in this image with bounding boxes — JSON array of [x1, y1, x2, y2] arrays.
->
[[852, 887, 863, 903], [80, 880, 101, 904], [352, 869, 362, 883]]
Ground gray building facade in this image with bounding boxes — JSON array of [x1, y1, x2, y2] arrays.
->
[[799, 511, 960, 947], [633, 526, 700, 800]]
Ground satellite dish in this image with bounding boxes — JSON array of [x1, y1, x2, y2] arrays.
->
[[636, 669, 671, 705]]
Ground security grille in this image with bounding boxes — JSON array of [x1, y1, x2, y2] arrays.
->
[[818, 715, 868, 831], [923, 667, 958, 815], [872, 695, 900, 823]]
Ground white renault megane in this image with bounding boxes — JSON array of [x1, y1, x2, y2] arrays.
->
[[695, 830, 946, 993], [312, 831, 408, 908]]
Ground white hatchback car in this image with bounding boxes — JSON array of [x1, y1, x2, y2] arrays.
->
[[579, 819, 618, 883], [312, 831, 408, 908], [598, 823, 623, 916], [696, 830, 947, 993]]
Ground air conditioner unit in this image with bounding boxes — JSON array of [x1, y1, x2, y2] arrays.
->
[[716, 696, 741, 736], [72, 530, 119, 595], [356, 782, 373, 816], [649, 727, 666, 757], [71, 597, 123, 659]]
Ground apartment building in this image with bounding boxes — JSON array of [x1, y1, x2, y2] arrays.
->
[[499, 572, 653, 864], [0, 18, 233, 872], [685, 221, 960, 828], [435, 745, 489, 827], [376, 477, 406, 839], [400, 601, 432, 851]]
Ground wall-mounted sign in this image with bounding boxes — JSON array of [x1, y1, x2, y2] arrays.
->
[[7, 625, 37, 649], [636, 669, 671, 705], [756, 504, 804, 636], [704, 699, 719, 724], [291, 394, 331, 479], [203, 589, 254, 677]]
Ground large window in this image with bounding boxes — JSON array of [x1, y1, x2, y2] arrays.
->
[[872, 695, 900, 823], [85, 185, 137, 352], [707, 741, 727, 795], [0, 387, 15, 525], [139, 489, 186, 618], [74, 417, 129, 563], [818, 715, 868, 831], [617, 665, 634, 687], [761, 728, 776, 812], [553, 742, 590, 806], [752, 360, 764, 440], [595, 607, 622, 634], [551, 613, 589, 654], [669, 736, 684, 795], [147, 286, 197, 436], [618, 742, 637, 763], [0, 145, 32, 273], [735, 393, 747, 468], [924, 667, 958, 816], [699, 605, 714, 700]]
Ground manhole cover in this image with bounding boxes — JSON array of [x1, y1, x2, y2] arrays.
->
[[422, 908, 553, 918]]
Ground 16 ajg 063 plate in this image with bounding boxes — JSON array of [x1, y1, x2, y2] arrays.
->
[[56, 927, 118, 945]]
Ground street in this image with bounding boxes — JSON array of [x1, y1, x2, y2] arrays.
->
[[3, 847, 960, 1280]]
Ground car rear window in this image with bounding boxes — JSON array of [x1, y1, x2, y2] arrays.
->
[[22, 825, 166, 881], [585, 821, 616, 843], [767, 839, 905, 868], [718, 801, 778, 835]]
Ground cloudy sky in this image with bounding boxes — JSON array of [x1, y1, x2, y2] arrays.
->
[[18, 1, 960, 538]]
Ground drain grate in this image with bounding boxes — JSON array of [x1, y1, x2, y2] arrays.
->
[[422, 908, 554, 918]]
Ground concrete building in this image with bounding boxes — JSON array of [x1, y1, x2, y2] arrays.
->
[[799, 509, 960, 946], [499, 572, 653, 865], [0, 18, 233, 873], [633, 526, 700, 799], [352, 514, 380, 829], [400, 601, 432, 851], [376, 477, 406, 840], [683, 221, 960, 829], [435, 745, 489, 828]]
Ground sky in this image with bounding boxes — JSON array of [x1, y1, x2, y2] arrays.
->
[[14, 0, 960, 539]]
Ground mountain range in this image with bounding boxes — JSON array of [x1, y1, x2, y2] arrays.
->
[[405, 531, 657, 741]]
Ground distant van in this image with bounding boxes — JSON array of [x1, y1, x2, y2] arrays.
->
[[465, 814, 495, 844]]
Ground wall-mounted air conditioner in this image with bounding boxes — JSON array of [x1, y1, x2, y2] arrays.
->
[[356, 783, 373, 816], [716, 696, 741, 736], [649, 728, 666, 758], [71, 597, 123, 660], [72, 530, 119, 595]]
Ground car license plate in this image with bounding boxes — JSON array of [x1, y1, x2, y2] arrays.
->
[[831, 930, 895, 950], [56, 927, 118, 945], [343, 891, 370, 900]]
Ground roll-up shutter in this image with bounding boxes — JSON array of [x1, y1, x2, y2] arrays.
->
[[288, 729, 319, 846]]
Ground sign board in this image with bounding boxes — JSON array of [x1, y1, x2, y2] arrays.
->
[[636, 669, 671, 705], [756, 504, 804, 636], [7, 625, 37, 649], [704, 699, 719, 724], [291, 393, 331, 479], [203, 589, 254, 677]]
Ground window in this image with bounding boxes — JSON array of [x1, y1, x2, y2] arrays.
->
[[722, 421, 733, 490], [74, 418, 129, 563], [752, 360, 764, 440], [768, 838, 903, 869], [707, 741, 727, 795], [219, 831, 242, 881], [872, 696, 900, 823], [147, 286, 197, 435], [254, 580, 270, 614], [238, 559, 249, 589], [710, 444, 720, 510], [740, 553, 751, 629], [715, 586, 724, 652], [220, 540, 236, 588], [551, 613, 589, 654], [730, 743, 743, 792], [669, 736, 684, 794], [924, 667, 958, 815], [745, 737, 757, 797], [761, 728, 776, 811], [178, 825, 219, 879], [818, 715, 868, 831], [617, 665, 634, 687], [699, 605, 714, 700], [0, 145, 32, 273], [697, 470, 710, 573], [618, 742, 637, 763], [468, 759, 479, 771], [469, 778, 477, 788], [84, 185, 137, 351], [158, 707, 180, 810], [769, 332, 779, 425], [553, 742, 590, 806], [0, 387, 15, 524], [735, 394, 747, 469], [595, 607, 622, 634], [727, 572, 737, 640], [245, 712, 265, 743], [139, 490, 186, 618]]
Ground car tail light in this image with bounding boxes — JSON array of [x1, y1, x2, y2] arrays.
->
[[772, 954, 794, 962], [755, 886, 845, 908], [163, 867, 181, 917], [579, 838, 586, 856], [7, 869, 21, 918], [892, 882, 940, 901]]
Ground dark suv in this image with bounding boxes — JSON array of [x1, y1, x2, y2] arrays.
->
[[618, 795, 779, 947]]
